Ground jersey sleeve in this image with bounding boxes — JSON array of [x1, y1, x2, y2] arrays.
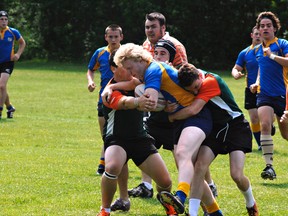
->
[[106, 90, 124, 110], [88, 49, 100, 71], [235, 49, 246, 68], [195, 75, 221, 102]]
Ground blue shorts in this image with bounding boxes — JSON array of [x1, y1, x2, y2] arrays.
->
[[257, 93, 286, 117], [173, 106, 212, 145]]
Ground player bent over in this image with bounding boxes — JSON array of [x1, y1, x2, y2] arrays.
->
[[97, 51, 177, 216], [163, 63, 258, 216]]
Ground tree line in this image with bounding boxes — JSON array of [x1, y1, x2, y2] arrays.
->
[[1, 0, 287, 70]]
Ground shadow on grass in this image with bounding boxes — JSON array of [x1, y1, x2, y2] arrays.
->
[[260, 182, 288, 188]]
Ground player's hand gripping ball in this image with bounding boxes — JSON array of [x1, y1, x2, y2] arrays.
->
[[134, 84, 166, 111]]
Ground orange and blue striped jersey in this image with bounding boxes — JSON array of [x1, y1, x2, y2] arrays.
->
[[235, 44, 259, 87], [143, 32, 187, 69], [144, 61, 194, 112], [256, 37, 288, 96], [88, 46, 114, 103], [0, 26, 21, 63]]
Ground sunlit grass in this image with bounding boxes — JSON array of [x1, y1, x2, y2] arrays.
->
[[0, 62, 287, 215]]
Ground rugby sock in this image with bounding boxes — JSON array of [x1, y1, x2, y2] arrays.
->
[[176, 182, 190, 204], [240, 185, 255, 208], [251, 123, 261, 147], [99, 157, 105, 166], [189, 198, 201, 215], [206, 200, 221, 214], [260, 135, 274, 165], [101, 207, 111, 213], [6, 104, 13, 110], [143, 181, 153, 190]]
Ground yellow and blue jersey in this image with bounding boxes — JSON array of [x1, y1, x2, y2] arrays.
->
[[256, 38, 288, 96], [88, 46, 114, 104], [0, 26, 21, 63], [236, 44, 259, 87], [144, 61, 195, 111]]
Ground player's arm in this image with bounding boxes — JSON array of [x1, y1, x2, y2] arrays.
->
[[168, 98, 206, 122], [87, 69, 95, 92], [107, 91, 150, 110], [143, 87, 158, 111], [101, 78, 141, 103], [231, 64, 245, 80], [264, 47, 288, 66], [249, 68, 260, 93], [13, 37, 26, 61]]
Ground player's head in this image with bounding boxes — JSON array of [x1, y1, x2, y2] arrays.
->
[[256, 11, 281, 34], [0, 11, 8, 29], [114, 43, 153, 80], [251, 26, 261, 45], [178, 63, 202, 95], [105, 24, 123, 50], [109, 49, 132, 81], [154, 39, 176, 63], [0, 11, 8, 18], [145, 12, 166, 44]]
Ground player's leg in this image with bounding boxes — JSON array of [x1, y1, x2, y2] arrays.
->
[[229, 151, 258, 215], [97, 112, 106, 175], [110, 164, 130, 212], [139, 152, 178, 215], [248, 108, 261, 149], [258, 105, 276, 179], [99, 145, 126, 214], [189, 145, 222, 216], [0, 72, 9, 119]]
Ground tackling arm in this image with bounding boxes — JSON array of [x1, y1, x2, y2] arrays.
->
[[168, 98, 206, 122]]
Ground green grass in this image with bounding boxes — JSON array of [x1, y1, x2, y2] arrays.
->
[[1, 61, 287, 215]]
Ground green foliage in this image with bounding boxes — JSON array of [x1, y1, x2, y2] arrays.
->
[[0, 61, 288, 215], [1, 0, 287, 68]]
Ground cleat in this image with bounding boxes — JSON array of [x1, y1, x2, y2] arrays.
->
[[128, 183, 153, 198], [160, 191, 185, 214], [246, 203, 259, 216], [7, 106, 16, 119], [209, 183, 218, 198], [157, 193, 178, 216], [271, 124, 276, 136], [257, 145, 262, 151], [97, 208, 110, 216], [110, 198, 130, 212], [96, 164, 105, 175], [261, 165, 276, 180]]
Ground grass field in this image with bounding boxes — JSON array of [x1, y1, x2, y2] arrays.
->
[[1, 61, 287, 216]]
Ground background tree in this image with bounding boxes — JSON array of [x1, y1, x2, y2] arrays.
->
[[1, 0, 286, 70]]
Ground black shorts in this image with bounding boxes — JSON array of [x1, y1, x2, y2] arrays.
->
[[97, 103, 104, 117], [244, 87, 257, 110], [146, 123, 174, 150], [202, 115, 252, 156], [0, 61, 14, 75], [104, 135, 158, 166]]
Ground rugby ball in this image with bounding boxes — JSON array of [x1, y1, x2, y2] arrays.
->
[[134, 84, 166, 111]]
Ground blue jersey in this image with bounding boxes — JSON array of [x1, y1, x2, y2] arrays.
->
[[144, 61, 195, 111], [236, 45, 259, 87], [0, 26, 21, 63], [88, 46, 114, 104], [256, 38, 288, 96]]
